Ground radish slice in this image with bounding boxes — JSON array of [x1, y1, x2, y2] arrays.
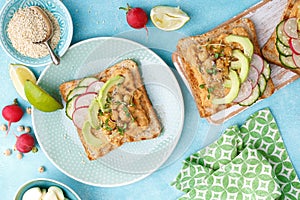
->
[[86, 81, 105, 93], [284, 17, 298, 39], [72, 106, 89, 129], [247, 66, 259, 88], [292, 53, 300, 68], [289, 38, 300, 55], [74, 92, 97, 109], [233, 80, 253, 103], [250, 54, 264, 74]]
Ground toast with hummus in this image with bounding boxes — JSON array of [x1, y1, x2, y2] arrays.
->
[[173, 18, 275, 118], [262, 0, 300, 75], [59, 59, 162, 160]]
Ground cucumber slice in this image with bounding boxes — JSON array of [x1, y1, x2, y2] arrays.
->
[[276, 20, 289, 46], [262, 60, 271, 80], [66, 95, 79, 119], [67, 86, 87, 101], [279, 55, 297, 69], [258, 74, 267, 95], [78, 77, 98, 87], [276, 39, 292, 56], [239, 85, 260, 106], [212, 70, 240, 105]]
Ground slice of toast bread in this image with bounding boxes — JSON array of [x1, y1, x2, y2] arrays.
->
[[262, 0, 300, 75], [59, 60, 162, 160], [173, 18, 275, 118]]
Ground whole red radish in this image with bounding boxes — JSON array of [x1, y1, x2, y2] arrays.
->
[[15, 133, 35, 153], [120, 3, 148, 29], [2, 99, 24, 135]]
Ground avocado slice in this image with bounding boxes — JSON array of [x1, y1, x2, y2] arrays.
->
[[212, 70, 240, 105], [97, 75, 125, 112], [230, 49, 250, 83], [82, 121, 104, 148], [225, 34, 254, 59], [88, 99, 101, 129]]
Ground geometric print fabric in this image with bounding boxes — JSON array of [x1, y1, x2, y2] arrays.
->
[[172, 108, 300, 200]]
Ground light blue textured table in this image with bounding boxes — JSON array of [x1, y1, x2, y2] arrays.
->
[[1, 0, 299, 200]]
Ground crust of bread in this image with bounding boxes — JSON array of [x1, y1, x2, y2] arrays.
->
[[173, 18, 275, 118], [59, 60, 162, 160], [262, 0, 300, 75]]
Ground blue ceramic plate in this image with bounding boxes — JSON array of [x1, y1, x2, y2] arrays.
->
[[32, 37, 184, 187], [14, 178, 81, 200], [0, 0, 73, 67]]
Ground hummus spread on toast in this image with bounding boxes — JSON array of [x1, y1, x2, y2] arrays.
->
[[59, 60, 162, 160], [174, 18, 275, 118]]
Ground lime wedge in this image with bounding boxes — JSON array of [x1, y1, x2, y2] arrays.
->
[[150, 6, 190, 31], [24, 80, 63, 112], [9, 64, 36, 101]]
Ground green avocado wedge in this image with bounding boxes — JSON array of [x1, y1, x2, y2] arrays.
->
[[88, 99, 101, 129], [230, 49, 250, 83], [225, 34, 254, 59], [212, 70, 240, 105], [97, 75, 125, 112], [82, 121, 103, 148]]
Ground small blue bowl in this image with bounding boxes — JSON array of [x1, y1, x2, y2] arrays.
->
[[0, 0, 73, 67], [14, 178, 81, 200]]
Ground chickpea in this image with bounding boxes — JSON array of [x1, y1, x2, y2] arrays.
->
[[17, 152, 23, 159], [197, 48, 208, 62], [123, 94, 131, 104], [134, 109, 148, 127], [3, 148, 11, 156], [111, 110, 118, 121], [119, 111, 129, 122], [108, 120, 116, 129], [26, 107, 32, 114], [113, 94, 122, 102], [24, 126, 31, 133], [38, 166, 45, 173], [17, 125, 24, 132], [0, 124, 7, 131], [223, 46, 232, 57], [134, 90, 142, 99]]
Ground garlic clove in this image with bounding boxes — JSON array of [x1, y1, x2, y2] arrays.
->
[[41, 188, 47, 199], [22, 187, 42, 200], [48, 186, 65, 200], [43, 190, 59, 200]]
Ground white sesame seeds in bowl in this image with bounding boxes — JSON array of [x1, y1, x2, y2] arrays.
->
[[0, 0, 73, 67]]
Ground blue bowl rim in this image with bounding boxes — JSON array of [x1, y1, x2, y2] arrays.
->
[[0, 0, 73, 67], [14, 178, 81, 200]]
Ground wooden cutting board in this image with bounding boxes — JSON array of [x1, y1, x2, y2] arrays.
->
[[174, 0, 300, 124]]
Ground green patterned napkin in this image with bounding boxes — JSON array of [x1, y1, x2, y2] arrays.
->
[[172, 108, 300, 200]]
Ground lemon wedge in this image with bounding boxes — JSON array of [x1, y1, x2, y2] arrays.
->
[[24, 80, 63, 112], [9, 64, 37, 101], [150, 6, 190, 31]]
